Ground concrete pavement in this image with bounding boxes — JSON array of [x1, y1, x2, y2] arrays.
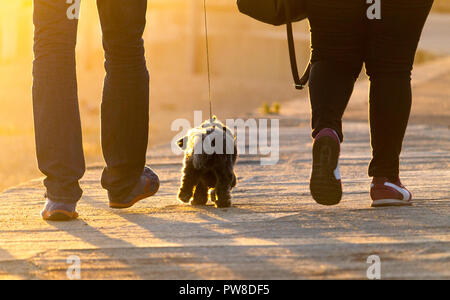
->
[[419, 13, 450, 55], [0, 58, 449, 280]]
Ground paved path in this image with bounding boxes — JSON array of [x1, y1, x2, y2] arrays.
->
[[0, 60, 449, 280], [419, 13, 450, 55]]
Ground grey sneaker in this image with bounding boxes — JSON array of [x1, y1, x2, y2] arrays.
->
[[41, 199, 78, 221], [109, 167, 160, 209]]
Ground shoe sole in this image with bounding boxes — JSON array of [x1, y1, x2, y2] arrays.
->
[[310, 136, 342, 206], [109, 177, 159, 209], [109, 190, 158, 209], [371, 199, 413, 207], [42, 210, 79, 221]]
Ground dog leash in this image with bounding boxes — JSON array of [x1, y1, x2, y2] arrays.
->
[[203, 0, 213, 120]]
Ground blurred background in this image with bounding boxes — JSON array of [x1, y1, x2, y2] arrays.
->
[[0, 0, 448, 192]]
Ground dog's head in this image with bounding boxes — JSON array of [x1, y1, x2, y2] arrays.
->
[[177, 117, 235, 151], [177, 127, 206, 153], [177, 117, 237, 168], [177, 136, 189, 151]]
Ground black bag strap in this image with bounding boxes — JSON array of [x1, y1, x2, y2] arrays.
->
[[286, 22, 311, 90]]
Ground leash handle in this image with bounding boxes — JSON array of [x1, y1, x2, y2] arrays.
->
[[286, 22, 311, 90]]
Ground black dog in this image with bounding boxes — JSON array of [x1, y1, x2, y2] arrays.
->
[[177, 117, 238, 208]]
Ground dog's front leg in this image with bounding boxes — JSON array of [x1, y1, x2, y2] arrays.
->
[[178, 160, 201, 203], [192, 180, 209, 206]]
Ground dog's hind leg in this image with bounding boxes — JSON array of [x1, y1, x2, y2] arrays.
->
[[209, 188, 217, 202], [214, 168, 233, 208], [191, 181, 208, 206], [178, 161, 200, 203], [231, 172, 237, 188]]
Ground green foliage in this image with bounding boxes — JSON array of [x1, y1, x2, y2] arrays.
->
[[261, 102, 282, 115]]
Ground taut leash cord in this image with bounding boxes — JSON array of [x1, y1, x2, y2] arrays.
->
[[203, 0, 213, 120]]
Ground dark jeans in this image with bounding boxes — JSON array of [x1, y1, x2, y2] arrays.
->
[[33, 0, 149, 204], [306, 0, 433, 178]]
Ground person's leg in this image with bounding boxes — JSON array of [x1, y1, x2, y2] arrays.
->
[[33, 0, 85, 210], [307, 0, 366, 142], [306, 0, 365, 205], [366, 0, 433, 179], [366, 0, 433, 206], [96, 0, 154, 203]]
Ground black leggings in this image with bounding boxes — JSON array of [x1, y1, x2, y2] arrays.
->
[[306, 0, 433, 178]]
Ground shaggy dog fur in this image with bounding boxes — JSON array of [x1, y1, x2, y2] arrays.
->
[[177, 117, 238, 208]]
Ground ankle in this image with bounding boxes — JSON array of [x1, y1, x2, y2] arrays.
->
[[315, 128, 341, 144]]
